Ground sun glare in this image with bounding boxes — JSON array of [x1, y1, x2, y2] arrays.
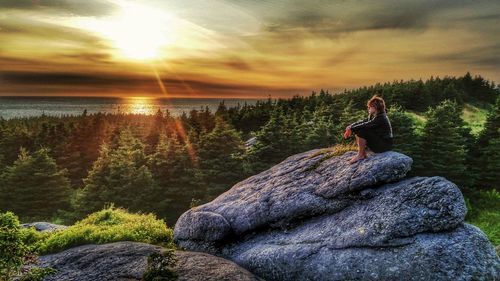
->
[[112, 2, 176, 60], [74, 1, 177, 61]]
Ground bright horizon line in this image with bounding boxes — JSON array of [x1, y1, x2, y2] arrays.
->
[[0, 94, 277, 99], [0, 95, 269, 100]]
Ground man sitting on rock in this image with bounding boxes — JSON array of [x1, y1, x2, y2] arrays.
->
[[343, 95, 394, 164]]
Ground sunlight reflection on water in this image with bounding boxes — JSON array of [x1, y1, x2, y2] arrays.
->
[[0, 96, 261, 119], [123, 97, 157, 115]]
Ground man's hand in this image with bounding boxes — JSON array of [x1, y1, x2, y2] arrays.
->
[[343, 126, 352, 139]]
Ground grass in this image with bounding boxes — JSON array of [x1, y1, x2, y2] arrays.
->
[[461, 103, 489, 135], [406, 103, 489, 136], [463, 188, 500, 247], [23, 206, 175, 255], [306, 143, 357, 172], [406, 110, 427, 135]]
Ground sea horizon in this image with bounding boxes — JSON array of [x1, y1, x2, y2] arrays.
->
[[0, 96, 265, 120]]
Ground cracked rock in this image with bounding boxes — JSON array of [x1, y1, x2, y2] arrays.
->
[[174, 150, 500, 281]]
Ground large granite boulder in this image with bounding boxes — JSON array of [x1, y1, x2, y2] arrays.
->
[[37, 241, 263, 281], [174, 150, 500, 281], [229, 224, 498, 281], [175, 150, 413, 244]]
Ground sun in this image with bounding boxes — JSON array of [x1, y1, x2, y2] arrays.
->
[[75, 1, 177, 61], [110, 2, 176, 60]]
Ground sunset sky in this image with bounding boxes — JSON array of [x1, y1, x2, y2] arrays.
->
[[0, 0, 499, 98]]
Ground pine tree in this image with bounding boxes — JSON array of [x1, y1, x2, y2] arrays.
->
[[477, 136, 500, 188], [477, 96, 500, 147], [283, 111, 303, 154], [0, 126, 33, 166], [474, 96, 500, 188], [148, 133, 200, 222], [76, 128, 155, 216], [197, 117, 246, 198], [302, 105, 337, 150], [387, 105, 419, 158], [215, 101, 230, 122], [442, 83, 464, 104], [336, 101, 366, 144], [245, 108, 291, 173], [149, 133, 196, 187], [59, 115, 108, 188], [0, 147, 71, 219], [145, 109, 166, 154], [417, 100, 468, 185], [0, 153, 4, 172]]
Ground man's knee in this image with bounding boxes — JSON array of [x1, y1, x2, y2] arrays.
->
[[356, 135, 366, 142]]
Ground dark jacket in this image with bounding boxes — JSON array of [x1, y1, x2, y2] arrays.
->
[[350, 111, 393, 139]]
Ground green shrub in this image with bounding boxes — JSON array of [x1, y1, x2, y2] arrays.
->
[[36, 206, 174, 255], [18, 267, 57, 281], [464, 189, 500, 246], [0, 212, 27, 280], [142, 249, 178, 281], [19, 227, 52, 254], [0, 212, 57, 281]]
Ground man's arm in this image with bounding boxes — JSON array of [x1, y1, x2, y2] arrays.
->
[[350, 115, 383, 133], [348, 114, 372, 129]]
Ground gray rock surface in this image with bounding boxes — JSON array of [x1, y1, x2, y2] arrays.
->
[[176, 250, 264, 281], [224, 176, 467, 253], [230, 224, 499, 281], [21, 222, 68, 232], [37, 241, 263, 281], [174, 150, 500, 281], [175, 150, 413, 243]]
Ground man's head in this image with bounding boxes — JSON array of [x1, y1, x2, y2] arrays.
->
[[367, 95, 386, 114]]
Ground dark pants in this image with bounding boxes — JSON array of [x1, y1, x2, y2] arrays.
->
[[355, 130, 393, 153]]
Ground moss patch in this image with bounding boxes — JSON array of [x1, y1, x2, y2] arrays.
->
[[32, 206, 174, 255]]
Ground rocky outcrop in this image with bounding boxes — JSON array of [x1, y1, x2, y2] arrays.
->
[[174, 150, 500, 281], [37, 241, 263, 281], [229, 224, 498, 281], [175, 150, 413, 244], [21, 222, 68, 232]]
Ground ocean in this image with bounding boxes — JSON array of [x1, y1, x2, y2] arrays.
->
[[0, 96, 263, 119]]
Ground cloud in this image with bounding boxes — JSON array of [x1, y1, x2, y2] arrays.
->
[[1, 0, 499, 98], [321, 47, 361, 67], [0, 16, 107, 48], [0, 71, 142, 86], [255, 0, 489, 37], [57, 53, 113, 64], [417, 43, 500, 69], [0, 70, 307, 98], [0, 0, 117, 17], [223, 59, 253, 71], [455, 13, 500, 22]]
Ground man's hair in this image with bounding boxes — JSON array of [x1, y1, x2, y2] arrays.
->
[[367, 95, 386, 113]]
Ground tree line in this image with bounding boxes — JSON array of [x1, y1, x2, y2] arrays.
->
[[0, 72, 498, 225]]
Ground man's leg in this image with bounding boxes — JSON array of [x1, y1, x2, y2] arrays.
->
[[348, 135, 367, 164]]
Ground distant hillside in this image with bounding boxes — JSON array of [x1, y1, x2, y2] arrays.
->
[[406, 102, 489, 135]]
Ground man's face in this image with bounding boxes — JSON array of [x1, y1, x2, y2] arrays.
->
[[368, 104, 377, 115]]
